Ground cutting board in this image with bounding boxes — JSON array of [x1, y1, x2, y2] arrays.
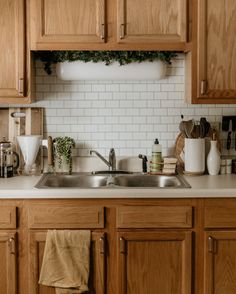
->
[[0, 108, 44, 173]]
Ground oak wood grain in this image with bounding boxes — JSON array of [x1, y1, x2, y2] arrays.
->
[[117, 205, 192, 228]]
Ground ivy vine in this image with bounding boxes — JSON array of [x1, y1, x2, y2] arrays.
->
[[35, 51, 177, 75], [53, 137, 75, 174]]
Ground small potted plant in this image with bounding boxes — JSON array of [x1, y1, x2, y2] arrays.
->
[[53, 136, 75, 174]]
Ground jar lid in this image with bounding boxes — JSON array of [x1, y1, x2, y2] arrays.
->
[[0, 137, 12, 149]]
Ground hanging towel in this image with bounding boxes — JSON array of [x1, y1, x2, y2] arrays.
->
[[39, 230, 91, 294]]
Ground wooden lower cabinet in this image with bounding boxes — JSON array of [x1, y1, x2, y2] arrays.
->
[[204, 231, 236, 294], [0, 232, 17, 294], [29, 231, 106, 294], [117, 231, 192, 294]]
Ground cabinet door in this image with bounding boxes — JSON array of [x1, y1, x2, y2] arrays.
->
[[29, 231, 106, 294], [118, 231, 192, 294], [0, 232, 17, 294], [0, 0, 25, 98], [30, 0, 105, 48], [198, 0, 236, 100], [204, 231, 236, 294], [117, 0, 187, 44]]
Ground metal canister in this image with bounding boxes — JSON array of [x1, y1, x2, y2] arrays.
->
[[0, 137, 19, 178]]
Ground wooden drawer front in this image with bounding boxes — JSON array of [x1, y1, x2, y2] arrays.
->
[[205, 205, 236, 228], [28, 205, 104, 229], [0, 206, 16, 229], [117, 206, 192, 228]]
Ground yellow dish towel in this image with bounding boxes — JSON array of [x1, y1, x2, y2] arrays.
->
[[39, 230, 91, 294]]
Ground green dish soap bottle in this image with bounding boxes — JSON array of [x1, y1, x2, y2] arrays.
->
[[150, 139, 162, 173]]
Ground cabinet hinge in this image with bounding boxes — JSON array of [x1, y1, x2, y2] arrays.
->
[[201, 80, 208, 95], [18, 78, 24, 96], [208, 236, 214, 253], [119, 237, 126, 254]]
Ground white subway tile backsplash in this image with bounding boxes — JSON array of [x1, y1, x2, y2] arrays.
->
[[4, 55, 236, 157]]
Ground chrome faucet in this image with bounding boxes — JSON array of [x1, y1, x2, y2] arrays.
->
[[90, 148, 116, 171]]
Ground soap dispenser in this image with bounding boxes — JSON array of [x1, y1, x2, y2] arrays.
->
[[150, 139, 162, 173]]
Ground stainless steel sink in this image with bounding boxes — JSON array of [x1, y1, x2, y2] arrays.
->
[[35, 173, 191, 189], [35, 174, 109, 188], [113, 174, 190, 188]]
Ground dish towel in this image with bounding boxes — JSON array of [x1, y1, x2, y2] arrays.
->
[[39, 230, 91, 294]]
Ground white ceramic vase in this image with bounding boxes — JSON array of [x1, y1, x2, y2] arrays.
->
[[207, 140, 221, 175]]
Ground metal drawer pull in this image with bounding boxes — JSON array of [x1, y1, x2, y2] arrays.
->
[[99, 236, 105, 254], [120, 237, 126, 254], [9, 237, 15, 254], [120, 23, 125, 39], [101, 24, 105, 40]]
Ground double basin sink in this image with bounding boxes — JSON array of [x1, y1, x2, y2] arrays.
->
[[35, 171, 191, 189]]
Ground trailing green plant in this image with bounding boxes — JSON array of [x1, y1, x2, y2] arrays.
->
[[53, 136, 75, 174], [35, 51, 177, 74]]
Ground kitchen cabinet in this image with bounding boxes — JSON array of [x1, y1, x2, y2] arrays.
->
[[204, 231, 236, 294], [0, 0, 32, 104], [0, 206, 17, 294], [117, 231, 192, 294], [29, 231, 106, 294], [186, 0, 236, 103], [0, 232, 17, 294], [116, 205, 193, 294], [117, 0, 187, 45], [203, 200, 236, 294], [29, 0, 187, 50], [0, 0, 30, 103]]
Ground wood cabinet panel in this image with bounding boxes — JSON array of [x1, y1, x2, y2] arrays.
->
[[30, 0, 105, 46], [0, 0, 25, 99], [117, 205, 192, 228], [204, 201, 236, 228], [29, 231, 106, 294], [204, 231, 236, 294], [28, 205, 105, 229], [118, 231, 192, 294], [117, 0, 187, 43], [0, 206, 16, 229], [0, 232, 17, 294], [187, 0, 236, 103]]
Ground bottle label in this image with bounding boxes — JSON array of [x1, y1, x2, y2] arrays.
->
[[152, 152, 162, 164]]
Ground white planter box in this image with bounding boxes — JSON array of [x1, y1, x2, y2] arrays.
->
[[56, 60, 166, 81]]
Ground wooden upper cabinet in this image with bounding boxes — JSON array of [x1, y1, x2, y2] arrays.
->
[[29, 0, 187, 50], [189, 0, 236, 103], [117, 0, 187, 44], [30, 0, 105, 48], [0, 0, 25, 100]]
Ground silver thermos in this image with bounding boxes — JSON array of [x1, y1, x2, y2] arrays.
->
[[0, 137, 19, 178]]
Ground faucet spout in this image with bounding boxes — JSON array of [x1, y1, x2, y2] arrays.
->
[[90, 149, 112, 170]]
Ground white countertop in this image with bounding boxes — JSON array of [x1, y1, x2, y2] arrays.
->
[[0, 174, 236, 199]]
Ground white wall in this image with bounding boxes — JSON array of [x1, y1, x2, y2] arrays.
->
[[6, 54, 236, 157]]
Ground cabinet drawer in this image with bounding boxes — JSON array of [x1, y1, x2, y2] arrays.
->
[[117, 206, 192, 228], [205, 204, 236, 228], [28, 205, 104, 229], [0, 206, 17, 229]]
